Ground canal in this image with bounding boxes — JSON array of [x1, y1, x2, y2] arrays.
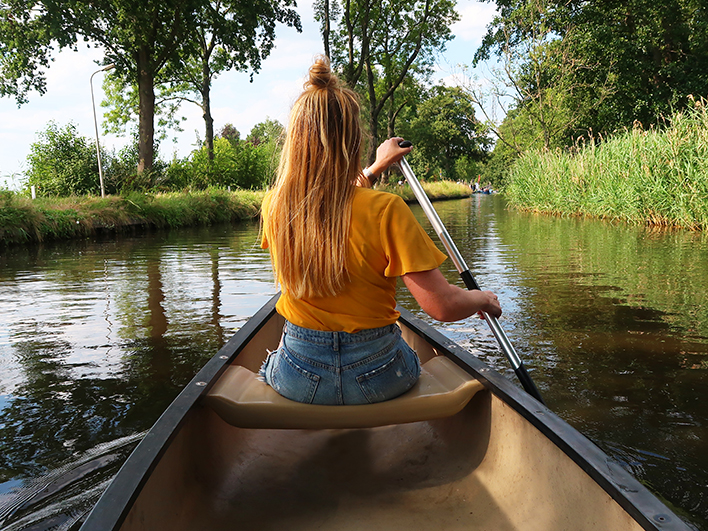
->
[[0, 194, 706, 530]]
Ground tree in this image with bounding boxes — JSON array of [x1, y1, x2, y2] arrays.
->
[[156, 0, 300, 160], [314, 0, 339, 58], [246, 118, 284, 145], [475, 0, 708, 138], [464, 30, 614, 154], [0, 0, 299, 175], [403, 86, 491, 180], [330, 0, 459, 161]]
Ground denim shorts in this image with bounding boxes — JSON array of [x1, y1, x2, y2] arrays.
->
[[259, 321, 421, 405]]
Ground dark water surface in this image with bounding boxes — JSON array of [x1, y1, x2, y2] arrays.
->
[[0, 195, 706, 530]]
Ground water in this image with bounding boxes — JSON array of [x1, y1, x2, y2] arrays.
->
[[0, 195, 706, 530]]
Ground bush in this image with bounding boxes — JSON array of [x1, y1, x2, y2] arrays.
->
[[24, 122, 100, 196], [186, 137, 278, 190]]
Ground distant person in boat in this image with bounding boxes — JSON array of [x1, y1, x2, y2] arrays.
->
[[259, 56, 502, 406]]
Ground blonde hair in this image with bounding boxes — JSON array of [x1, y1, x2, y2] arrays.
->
[[264, 56, 363, 299]]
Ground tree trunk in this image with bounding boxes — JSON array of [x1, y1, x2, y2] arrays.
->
[[323, 0, 331, 58], [202, 60, 214, 161], [137, 46, 155, 174]]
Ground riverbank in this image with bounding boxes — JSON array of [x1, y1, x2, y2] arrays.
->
[[504, 102, 708, 230], [0, 181, 472, 246]]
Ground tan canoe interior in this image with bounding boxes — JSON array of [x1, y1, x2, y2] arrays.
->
[[119, 314, 645, 531]]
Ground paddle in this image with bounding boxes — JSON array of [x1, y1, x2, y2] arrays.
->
[[396, 140, 545, 404]]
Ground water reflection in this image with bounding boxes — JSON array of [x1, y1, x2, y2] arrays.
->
[[406, 195, 708, 529], [0, 198, 706, 530], [0, 224, 276, 529]]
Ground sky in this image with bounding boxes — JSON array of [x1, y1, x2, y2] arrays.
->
[[0, 0, 498, 190]]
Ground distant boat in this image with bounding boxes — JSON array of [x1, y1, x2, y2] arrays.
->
[[80, 295, 690, 531]]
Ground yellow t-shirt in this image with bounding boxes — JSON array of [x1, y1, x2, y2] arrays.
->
[[261, 187, 447, 332]]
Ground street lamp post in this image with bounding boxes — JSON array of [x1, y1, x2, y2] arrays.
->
[[90, 63, 115, 198]]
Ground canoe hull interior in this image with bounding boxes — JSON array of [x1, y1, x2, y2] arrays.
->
[[116, 312, 646, 531]]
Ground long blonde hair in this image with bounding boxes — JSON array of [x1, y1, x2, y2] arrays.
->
[[264, 56, 363, 299]]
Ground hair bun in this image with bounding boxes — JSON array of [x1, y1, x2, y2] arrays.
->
[[306, 56, 337, 90]]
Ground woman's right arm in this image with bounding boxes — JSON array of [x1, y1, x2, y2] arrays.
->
[[401, 268, 502, 322]]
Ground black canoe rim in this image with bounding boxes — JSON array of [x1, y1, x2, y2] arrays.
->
[[80, 294, 690, 531]]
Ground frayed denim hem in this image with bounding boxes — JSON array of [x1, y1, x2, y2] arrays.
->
[[258, 349, 275, 383]]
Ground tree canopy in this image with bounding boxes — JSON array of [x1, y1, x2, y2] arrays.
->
[[326, 0, 459, 161], [476, 0, 708, 140]]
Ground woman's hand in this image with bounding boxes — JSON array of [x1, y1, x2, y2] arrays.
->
[[359, 138, 412, 185]]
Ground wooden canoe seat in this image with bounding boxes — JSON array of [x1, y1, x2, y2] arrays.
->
[[204, 356, 484, 430]]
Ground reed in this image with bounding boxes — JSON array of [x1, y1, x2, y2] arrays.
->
[[505, 103, 708, 230]]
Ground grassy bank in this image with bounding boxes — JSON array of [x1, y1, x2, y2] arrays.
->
[[377, 180, 473, 202], [505, 103, 708, 230], [0, 181, 472, 246], [0, 189, 264, 246]]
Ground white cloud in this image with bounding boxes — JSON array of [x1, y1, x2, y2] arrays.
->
[[451, 1, 498, 43]]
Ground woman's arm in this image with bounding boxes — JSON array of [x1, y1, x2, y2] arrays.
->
[[402, 268, 502, 322]]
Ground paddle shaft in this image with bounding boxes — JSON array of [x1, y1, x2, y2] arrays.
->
[[396, 148, 545, 404]]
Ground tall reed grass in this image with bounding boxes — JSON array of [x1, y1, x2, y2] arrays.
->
[[505, 102, 708, 229]]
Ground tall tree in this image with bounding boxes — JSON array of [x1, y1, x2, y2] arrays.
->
[[331, 0, 458, 162], [404, 86, 491, 180], [314, 0, 338, 58], [159, 0, 300, 160]]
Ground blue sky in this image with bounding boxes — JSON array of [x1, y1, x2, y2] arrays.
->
[[0, 0, 497, 189]]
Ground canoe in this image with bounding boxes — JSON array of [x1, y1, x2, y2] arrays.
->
[[79, 294, 690, 531]]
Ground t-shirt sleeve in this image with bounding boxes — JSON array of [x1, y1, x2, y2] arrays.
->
[[380, 195, 447, 277]]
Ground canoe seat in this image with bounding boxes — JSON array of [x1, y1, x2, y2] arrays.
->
[[203, 356, 484, 429]]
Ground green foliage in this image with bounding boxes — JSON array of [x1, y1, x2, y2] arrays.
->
[[19, 119, 281, 197], [330, 0, 459, 156], [505, 102, 708, 229], [167, 120, 283, 191], [477, 0, 708, 141], [24, 122, 100, 197], [403, 86, 490, 181], [186, 136, 276, 190], [101, 75, 186, 142], [0, 3, 57, 103], [246, 118, 283, 146]]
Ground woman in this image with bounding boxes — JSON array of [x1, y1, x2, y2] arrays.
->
[[260, 56, 501, 405]]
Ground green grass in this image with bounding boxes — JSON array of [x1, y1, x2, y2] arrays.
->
[[0, 181, 469, 246], [0, 189, 264, 246], [377, 180, 472, 202], [505, 102, 708, 230]]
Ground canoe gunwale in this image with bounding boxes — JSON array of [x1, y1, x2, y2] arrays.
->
[[395, 308, 690, 531], [79, 293, 690, 531]]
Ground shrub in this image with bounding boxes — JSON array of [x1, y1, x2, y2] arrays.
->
[[24, 122, 100, 196], [186, 137, 278, 190]]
